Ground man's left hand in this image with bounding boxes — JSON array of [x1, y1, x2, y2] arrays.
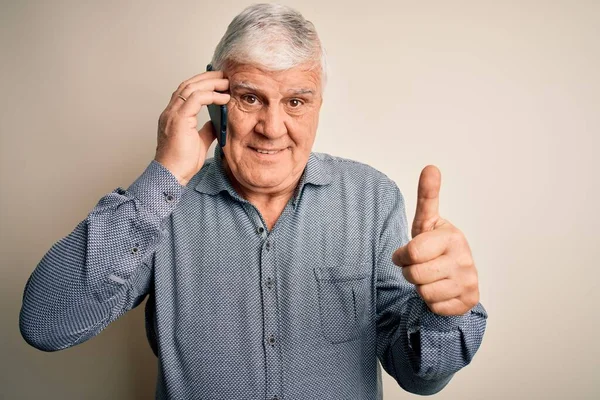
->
[[392, 165, 480, 316]]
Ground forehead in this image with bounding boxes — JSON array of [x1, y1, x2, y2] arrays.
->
[[225, 61, 322, 94]]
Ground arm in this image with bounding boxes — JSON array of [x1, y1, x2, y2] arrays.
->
[[375, 182, 488, 395], [19, 160, 184, 351]]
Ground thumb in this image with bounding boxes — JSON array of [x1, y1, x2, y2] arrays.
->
[[412, 165, 441, 237], [198, 120, 217, 150]]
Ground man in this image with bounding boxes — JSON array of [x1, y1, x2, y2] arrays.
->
[[20, 3, 487, 399]]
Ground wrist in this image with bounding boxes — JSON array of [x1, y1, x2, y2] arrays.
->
[[153, 158, 188, 186]]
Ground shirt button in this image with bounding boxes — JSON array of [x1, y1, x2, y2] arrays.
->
[[272, 396, 279, 400], [268, 334, 276, 346], [266, 277, 274, 289], [265, 241, 271, 251], [257, 226, 265, 234], [165, 193, 175, 203]]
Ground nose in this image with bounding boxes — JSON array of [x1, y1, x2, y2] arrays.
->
[[255, 104, 288, 139]]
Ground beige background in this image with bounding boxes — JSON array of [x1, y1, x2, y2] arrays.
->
[[1, 0, 598, 399]]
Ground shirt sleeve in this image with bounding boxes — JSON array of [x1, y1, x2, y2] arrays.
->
[[375, 179, 488, 395], [19, 160, 184, 352]]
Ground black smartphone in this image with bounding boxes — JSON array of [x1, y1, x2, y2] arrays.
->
[[206, 63, 227, 147]]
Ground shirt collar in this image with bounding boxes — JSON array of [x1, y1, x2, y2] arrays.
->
[[194, 146, 333, 207]]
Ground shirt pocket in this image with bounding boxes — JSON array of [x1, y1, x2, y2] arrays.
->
[[314, 264, 371, 344]]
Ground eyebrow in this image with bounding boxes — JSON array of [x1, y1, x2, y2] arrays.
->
[[231, 82, 260, 92], [287, 88, 315, 96], [231, 82, 315, 96]]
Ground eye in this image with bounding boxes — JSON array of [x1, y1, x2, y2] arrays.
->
[[242, 94, 258, 104], [289, 98, 304, 108]]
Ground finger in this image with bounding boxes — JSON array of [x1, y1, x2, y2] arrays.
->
[[413, 165, 441, 237], [170, 78, 230, 110], [427, 297, 468, 316], [416, 279, 461, 304], [168, 71, 227, 107], [401, 254, 453, 285], [179, 70, 225, 89], [392, 228, 451, 266], [178, 78, 230, 100], [178, 91, 231, 117]]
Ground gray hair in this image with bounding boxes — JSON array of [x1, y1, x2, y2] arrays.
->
[[211, 3, 328, 89]]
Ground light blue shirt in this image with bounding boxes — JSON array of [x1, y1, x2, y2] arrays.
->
[[20, 146, 488, 399]]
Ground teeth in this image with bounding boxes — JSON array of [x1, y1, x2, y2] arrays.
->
[[255, 148, 279, 154]]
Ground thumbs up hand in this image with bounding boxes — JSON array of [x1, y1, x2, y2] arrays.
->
[[392, 166, 480, 316]]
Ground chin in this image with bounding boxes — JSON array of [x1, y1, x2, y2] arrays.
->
[[245, 173, 288, 189]]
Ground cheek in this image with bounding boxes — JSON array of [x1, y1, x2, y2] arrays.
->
[[227, 104, 256, 141], [290, 114, 319, 145]]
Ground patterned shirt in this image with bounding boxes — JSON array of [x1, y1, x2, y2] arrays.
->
[[20, 145, 488, 399]]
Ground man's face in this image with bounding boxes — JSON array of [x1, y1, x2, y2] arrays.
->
[[221, 61, 323, 197]]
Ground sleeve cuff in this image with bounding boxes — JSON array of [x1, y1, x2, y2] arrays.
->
[[126, 159, 185, 218], [404, 298, 488, 380], [406, 297, 488, 333]]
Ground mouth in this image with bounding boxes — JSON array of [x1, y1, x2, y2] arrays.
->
[[249, 146, 289, 155]]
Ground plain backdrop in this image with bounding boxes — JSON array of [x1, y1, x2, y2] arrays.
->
[[1, 0, 598, 399]]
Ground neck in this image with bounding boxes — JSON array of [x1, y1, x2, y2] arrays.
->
[[221, 155, 300, 208]]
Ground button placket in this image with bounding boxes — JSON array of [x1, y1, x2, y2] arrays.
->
[[243, 202, 267, 239], [260, 234, 281, 398], [257, 225, 267, 240], [241, 202, 282, 398]]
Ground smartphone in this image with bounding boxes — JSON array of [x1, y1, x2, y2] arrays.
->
[[206, 63, 227, 148]]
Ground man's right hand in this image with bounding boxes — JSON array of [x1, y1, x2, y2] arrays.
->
[[154, 70, 230, 186]]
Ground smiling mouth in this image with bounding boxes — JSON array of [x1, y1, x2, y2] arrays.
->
[[249, 147, 287, 155]]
